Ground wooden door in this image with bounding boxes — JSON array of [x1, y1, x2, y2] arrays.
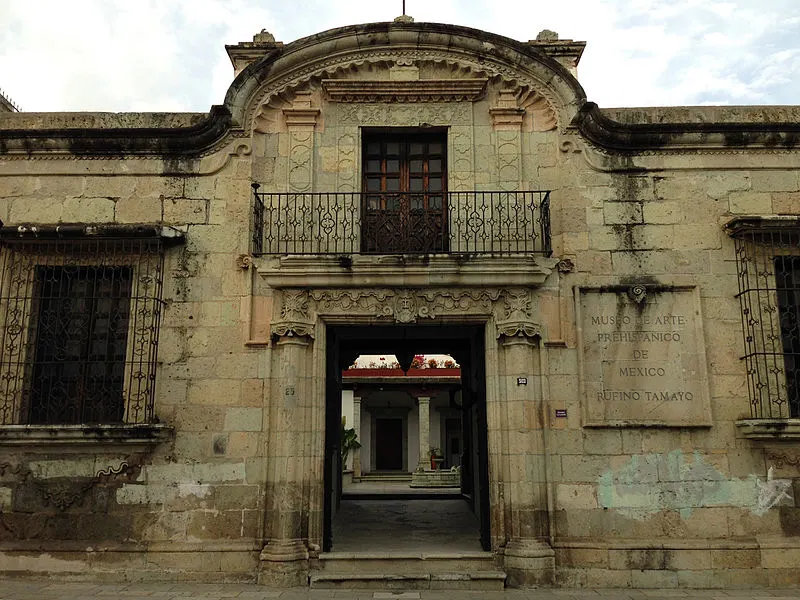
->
[[374, 417, 404, 470], [362, 132, 447, 253]]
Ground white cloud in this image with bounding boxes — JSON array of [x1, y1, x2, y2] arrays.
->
[[0, 0, 797, 112]]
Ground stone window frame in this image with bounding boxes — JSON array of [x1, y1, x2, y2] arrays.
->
[[728, 216, 800, 440], [0, 224, 183, 448]]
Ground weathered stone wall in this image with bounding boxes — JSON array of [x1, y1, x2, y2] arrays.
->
[[542, 147, 800, 586], [0, 139, 266, 580]]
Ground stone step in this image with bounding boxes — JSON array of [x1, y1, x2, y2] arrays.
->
[[309, 571, 506, 590], [311, 551, 505, 590], [358, 473, 412, 482]]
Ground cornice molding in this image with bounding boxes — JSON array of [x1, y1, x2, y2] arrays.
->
[[258, 254, 557, 289], [321, 78, 488, 103], [724, 215, 800, 238], [573, 101, 800, 155], [0, 105, 233, 158]]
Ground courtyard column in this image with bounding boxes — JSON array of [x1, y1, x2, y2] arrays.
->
[[416, 396, 431, 472], [259, 291, 315, 587], [352, 396, 362, 480], [496, 321, 554, 586]]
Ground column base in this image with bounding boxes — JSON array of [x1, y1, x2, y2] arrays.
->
[[503, 538, 555, 587], [258, 539, 309, 587]]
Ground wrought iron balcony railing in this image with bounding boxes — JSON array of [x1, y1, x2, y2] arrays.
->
[[251, 186, 551, 256]]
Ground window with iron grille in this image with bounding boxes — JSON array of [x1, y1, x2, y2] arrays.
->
[[0, 232, 169, 426], [731, 219, 800, 419]]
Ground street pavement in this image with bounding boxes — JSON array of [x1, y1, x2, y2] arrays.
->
[[0, 580, 798, 600]]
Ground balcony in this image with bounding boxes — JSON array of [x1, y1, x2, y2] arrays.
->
[[251, 187, 551, 257], [251, 187, 555, 289]]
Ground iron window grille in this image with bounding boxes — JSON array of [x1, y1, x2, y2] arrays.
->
[[730, 218, 800, 419], [0, 229, 173, 426]]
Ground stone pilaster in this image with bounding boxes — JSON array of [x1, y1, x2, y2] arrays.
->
[[283, 91, 319, 193], [496, 325, 554, 586], [490, 89, 524, 192], [352, 396, 362, 480], [416, 396, 431, 472], [259, 327, 313, 586]]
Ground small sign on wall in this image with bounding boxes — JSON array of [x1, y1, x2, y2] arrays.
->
[[554, 409, 567, 418], [517, 377, 527, 385]]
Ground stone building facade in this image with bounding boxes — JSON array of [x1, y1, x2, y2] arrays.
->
[[0, 19, 800, 589]]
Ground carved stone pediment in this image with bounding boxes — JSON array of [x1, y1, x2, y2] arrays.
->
[[236, 23, 580, 135], [322, 79, 488, 103]]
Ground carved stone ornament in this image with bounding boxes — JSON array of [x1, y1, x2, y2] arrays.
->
[[496, 290, 542, 340], [39, 482, 94, 511], [281, 290, 310, 322], [766, 450, 800, 470], [557, 258, 575, 273], [496, 321, 543, 340], [282, 287, 545, 340], [271, 322, 315, 339], [310, 288, 505, 323], [253, 29, 276, 44], [236, 254, 255, 269], [502, 290, 532, 321], [0, 460, 139, 513], [394, 290, 418, 323], [627, 284, 648, 304], [273, 290, 314, 340]]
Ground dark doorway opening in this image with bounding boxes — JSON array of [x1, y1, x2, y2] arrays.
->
[[324, 324, 490, 553], [374, 418, 404, 470]]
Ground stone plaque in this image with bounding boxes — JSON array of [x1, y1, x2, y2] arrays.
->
[[577, 286, 711, 427]]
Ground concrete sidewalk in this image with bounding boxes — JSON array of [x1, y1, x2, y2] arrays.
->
[[0, 581, 798, 600]]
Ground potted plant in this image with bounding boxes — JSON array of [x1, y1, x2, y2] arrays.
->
[[430, 446, 444, 470], [341, 417, 361, 480]]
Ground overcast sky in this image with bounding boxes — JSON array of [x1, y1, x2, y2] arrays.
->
[[1, 0, 799, 113]]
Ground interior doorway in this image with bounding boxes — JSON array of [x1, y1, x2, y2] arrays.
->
[[324, 324, 490, 553], [374, 418, 404, 470]]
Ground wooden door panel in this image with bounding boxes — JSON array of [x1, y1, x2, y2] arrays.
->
[[375, 418, 403, 471], [362, 132, 447, 253]]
